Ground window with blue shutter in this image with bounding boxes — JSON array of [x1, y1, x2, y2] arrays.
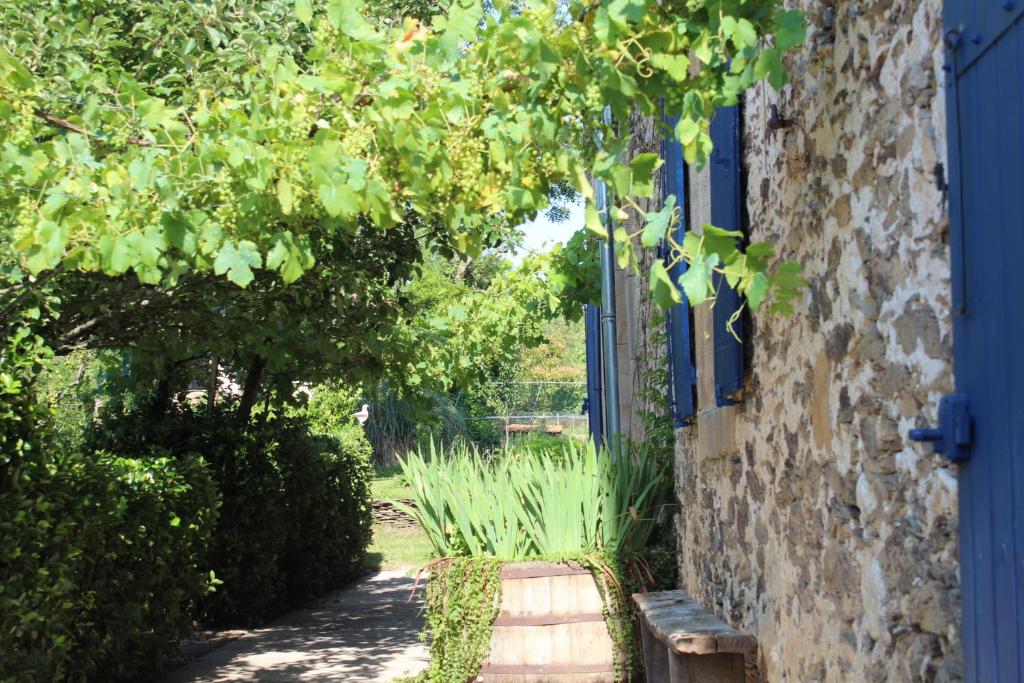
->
[[709, 105, 745, 406], [661, 116, 696, 425]]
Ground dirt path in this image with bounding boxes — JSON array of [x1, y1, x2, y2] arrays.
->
[[163, 570, 429, 682]]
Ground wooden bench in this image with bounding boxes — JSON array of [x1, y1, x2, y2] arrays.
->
[[632, 590, 756, 683]]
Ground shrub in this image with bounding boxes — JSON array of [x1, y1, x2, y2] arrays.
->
[[90, 404, 373, 626], [67, 453, 219, 679], [0, 449, 218, 682]]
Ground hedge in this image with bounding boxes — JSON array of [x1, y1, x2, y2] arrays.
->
[[2, 378, 373, 680], [91, 405, 374, 626], [0, 450, 218, 682]]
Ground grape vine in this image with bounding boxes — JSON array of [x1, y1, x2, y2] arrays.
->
[[1, 0, 807, 313]]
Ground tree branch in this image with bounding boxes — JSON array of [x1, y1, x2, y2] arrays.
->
[[33, 109, 155, 147]]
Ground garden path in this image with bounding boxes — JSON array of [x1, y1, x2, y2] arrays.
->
[[162, 569, 429, 682]]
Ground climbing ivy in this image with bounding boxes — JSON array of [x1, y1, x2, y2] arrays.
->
[[579, 555, 638, 681], [419, 557, 502, 683]]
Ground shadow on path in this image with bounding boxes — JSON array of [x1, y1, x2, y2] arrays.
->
[[163, 570, 428, 682]]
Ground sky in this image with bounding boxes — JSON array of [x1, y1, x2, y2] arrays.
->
[[509, 200, 584, 265]]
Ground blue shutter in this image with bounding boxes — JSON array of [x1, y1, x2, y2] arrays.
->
[[662, 116, 696, 424], [709, 105, 744, 407], [583, 304, 604, 445]]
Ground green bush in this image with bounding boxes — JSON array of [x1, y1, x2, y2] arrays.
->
[[201, 417, 372, 624], [90, 404, 373, 626], [0, 449, 218, 682]]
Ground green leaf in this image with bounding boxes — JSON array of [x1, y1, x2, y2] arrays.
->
[[745, 271, 769, 310], [614, 230, 635, 270], [327, 0, 372, 38], [702, 224, 743, 239], [318, 182, 360, 218], [768, 262, 807, 315], [641, 195, 675, 247], [755, 48, 786, 89], [585, 203, 607, 237], [775, 9, 806, 50], [678, 253, 719, 304], [651, 53, 689, 81], [731, 18, 757, 50], [675, 117, 701, 146], [277, 178, 295, 215], [607, 0, 647, 26], [649, 260, 681, 310], [213, 240, 263, 287], [295, 0, 313, 24], [630, 153, 662, 198]]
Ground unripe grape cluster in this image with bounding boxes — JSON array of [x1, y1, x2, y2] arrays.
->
[[6, 100, 36, 146], [211, 173, 240, 231], [12, 195, 37, 239], [340, 122, 373, 158], [664, 86, 687, 113], [450, 136, 486, 195]]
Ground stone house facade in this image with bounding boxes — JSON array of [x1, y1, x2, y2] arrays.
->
[[609, 0, 961, 680]]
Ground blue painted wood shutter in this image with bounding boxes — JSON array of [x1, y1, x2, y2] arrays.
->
[[709, 105, 745, 406], [583, 303, 604, 444], [661, 116, 696, 424]]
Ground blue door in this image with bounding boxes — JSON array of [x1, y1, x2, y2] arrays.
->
[[941, 3, 1024, 679]]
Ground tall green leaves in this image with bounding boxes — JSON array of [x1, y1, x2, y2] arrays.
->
[[395, 440, 670, 560]]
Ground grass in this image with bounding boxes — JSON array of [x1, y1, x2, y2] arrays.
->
[[366, 525, 434, 571], [365, 467, 433, 572], [371, 467, 412, 501]]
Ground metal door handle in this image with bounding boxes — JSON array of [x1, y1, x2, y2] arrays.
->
[[908, 393, 972, 462]]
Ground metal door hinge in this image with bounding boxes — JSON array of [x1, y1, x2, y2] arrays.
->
[[909, 393, 972, 462]]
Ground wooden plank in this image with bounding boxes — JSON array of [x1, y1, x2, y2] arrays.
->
[[633, 590, 757, 656], [492, 613, 605, 627], [499, 562, 590, 579], [686, 160, 717, 412], [669, 651, 746, 683], [480, 663, 616, 674], [639, 619, 671, 683]]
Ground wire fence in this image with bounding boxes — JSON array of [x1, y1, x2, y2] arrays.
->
[[470, 381, 590, 441]]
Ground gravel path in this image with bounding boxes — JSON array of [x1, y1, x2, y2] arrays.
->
[[162, 570, 429, 682]]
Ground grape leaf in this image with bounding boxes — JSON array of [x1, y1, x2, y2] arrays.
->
[[641, 195, 675, 247]]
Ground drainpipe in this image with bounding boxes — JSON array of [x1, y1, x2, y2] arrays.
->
[[596, 106, 622, 457]]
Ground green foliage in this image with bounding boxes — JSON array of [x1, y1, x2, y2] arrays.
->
[[300, 381, 374, 462], [1, 0, 807, 348], [35, 350, 112, 452], [1, 449, 218, 682], [396, 439, 670, 559], [91, 408, 373, 626], [420, 557, 502, 683], [518, 316, 586, 382]]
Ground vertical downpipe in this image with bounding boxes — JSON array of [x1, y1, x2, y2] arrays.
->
[[596, 106, 622, 457]]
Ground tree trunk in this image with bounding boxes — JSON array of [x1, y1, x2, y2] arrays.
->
[[150, 373, 174, 419], [206, 355, 219, 413], [236, 355, 266, 425]]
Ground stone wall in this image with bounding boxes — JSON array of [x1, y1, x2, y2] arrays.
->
[[672, 0, 960, 680]]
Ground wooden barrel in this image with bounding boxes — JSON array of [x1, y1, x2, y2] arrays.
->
[[480, 561, 618, 682]]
